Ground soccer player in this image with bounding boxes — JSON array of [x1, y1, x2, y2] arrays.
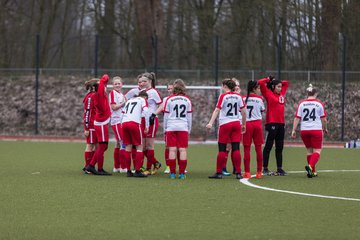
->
[[242, 80, 265, 179], [85, 74, 112, 176], [82, 79, 99, 172], [206, 79, 246, 179], [109, 76, 127, 173], [222, 78, 241, 176], [160, 83, 192, 179], [291, 84, 328, 178], [138, 72, 163, 175], [121, 90, 150, 178], [162, 83, 174, 174], [258, 75, 289, 176]]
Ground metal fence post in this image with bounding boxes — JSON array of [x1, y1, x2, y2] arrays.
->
[[277, 34, 282, 80], [152, 34, 158, 76], [35, 34, 40, 135], [341, 34, 347, 141], [94, 34, 99, 77]]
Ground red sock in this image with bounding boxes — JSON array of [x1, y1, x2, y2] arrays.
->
[[222, 151, 229, 169], [255, 145, 263, 172], [113, 148, 120, 169], [132, 148, 137, 161], [243, 145, 251, 173], [119, 149, 126, 169], [231, 150, 241, 173], [146, 149, 157, 169], [96, 143, 108, 171], [169, 159, 176, 174], [179, 160, 187, 174], [165, 148, 170, 166], [307, 154, 311, 165], [309, 152, 320, 169], [216, 152, 227, 173], [84, 151, 93, 167], [124, 151, 132, 170], [134, 151, 144, 171]]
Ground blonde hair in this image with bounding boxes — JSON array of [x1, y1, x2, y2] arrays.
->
[[112, 76, 122, 83]]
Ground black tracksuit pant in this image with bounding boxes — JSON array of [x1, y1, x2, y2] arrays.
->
[[262, 123, 285, 169]]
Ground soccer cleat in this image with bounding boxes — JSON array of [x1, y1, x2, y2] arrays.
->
[[256, 172, 262, 179], [312, 172, 318, 177], [262, 168, 273, 176], [208, 173, 223, 179], [98, 169, 112, 176], [164, 166, 170, 174], [179, 174, 186, 180], [274, 168, 288, 176], [235, 173, 243, 179], [113, 168, 121, 173], [126, 170, 134, 177], [133, 171, 148, 178], [242, 172, 252, 179], [151, 161, 162, 175], [222, 168, 231, 176], [85, 165, 99, 175], [305, 165, 313, 178], [142, 168, 151, 176], [170, 173, 176, 179]]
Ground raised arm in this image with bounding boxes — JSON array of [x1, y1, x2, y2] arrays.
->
[[258, 77, 271, 98]]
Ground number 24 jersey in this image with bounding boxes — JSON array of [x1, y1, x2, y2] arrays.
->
[[295, 99, 327, 130]]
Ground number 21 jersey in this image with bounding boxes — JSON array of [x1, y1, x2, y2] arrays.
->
[[216, 92, 245, 126]]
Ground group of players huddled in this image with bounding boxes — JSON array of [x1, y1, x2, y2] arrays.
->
[[83, 73, 328, 180]]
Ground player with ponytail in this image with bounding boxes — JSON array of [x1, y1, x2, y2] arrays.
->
[[291, 84, 328, 178]]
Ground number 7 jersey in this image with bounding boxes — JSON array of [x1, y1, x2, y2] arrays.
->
[[216, 92, 245, 126], [295, 99, 327, 130]]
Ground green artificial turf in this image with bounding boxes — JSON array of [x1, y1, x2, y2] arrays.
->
[[0, 141, 359, 240]]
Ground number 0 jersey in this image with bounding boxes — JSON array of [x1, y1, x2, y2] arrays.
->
[[163, 94, 193, 132], [243, 94, 265, 122], [121, 97, 149, 125], [295, 99, 327, 130], [216, 92, 245, 126]]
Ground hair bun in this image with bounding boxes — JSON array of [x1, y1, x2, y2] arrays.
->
[[306, 83, 313, 92]]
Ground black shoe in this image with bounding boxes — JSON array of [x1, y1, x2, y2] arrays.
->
[[262, 168, 273, 176], [235, 173, 243, 179], [85, 165, 99, 175], [274, 168, 288, 176], [98, 169, 112, 176], [208, 173, 223, 179], [127, 170, 134, 177], [232, 168, 236, 174], [133, 171, 148, 178], [305, 166, 313, 178]]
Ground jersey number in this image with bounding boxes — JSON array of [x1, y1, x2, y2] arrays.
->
[[247, 106, 253, 118], [226, 103, 238, 116], [173, 104, 186, 118], [303, 108, 316, 121], [125, 102, 137, 114]]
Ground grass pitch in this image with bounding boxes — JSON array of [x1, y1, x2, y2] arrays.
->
[[0, 141, 359, 240]]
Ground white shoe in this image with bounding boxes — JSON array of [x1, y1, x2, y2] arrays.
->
[[120, 168, 128, 173], [164, 166, 170, 174], [113, 168, 121, 173]]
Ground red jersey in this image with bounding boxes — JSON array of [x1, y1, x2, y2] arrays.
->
[[93, 75, 111, 123], [83, 91, 96, 130], [258, 78, 289, 124]]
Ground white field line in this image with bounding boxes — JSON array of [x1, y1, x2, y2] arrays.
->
[[240, 170, 360, 202]]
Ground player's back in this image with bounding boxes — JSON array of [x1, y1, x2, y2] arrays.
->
[[244, 94, 265, 122], [122, 97, 148, 124], [164, 95, 192, 131], [296, 99, 326, 130]]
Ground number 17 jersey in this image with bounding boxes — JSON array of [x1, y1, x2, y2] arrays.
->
[[295, 99, 327, 130], [216, 92, 245, 126]]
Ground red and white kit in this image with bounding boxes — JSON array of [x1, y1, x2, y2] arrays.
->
[[142, 88, 162, 138], [121, 97, 149, 146], [83, 91, 98, 144], [216, 92, 245, 144], [163, 94, 193, 148], [295, 99, 327, 149], [109, 89, 126, 141], [242, 94, 265, 146]]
